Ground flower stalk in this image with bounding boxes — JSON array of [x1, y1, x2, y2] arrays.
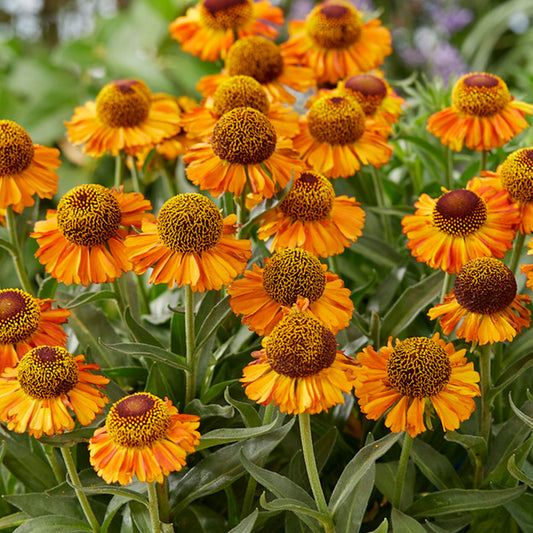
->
[[184, 285, 197, 405], [393, 432, 413, 509], [148, 481, 163, 533]]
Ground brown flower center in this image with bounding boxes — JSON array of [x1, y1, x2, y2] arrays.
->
[[500, 148, 533, 203], [262, 248, 326, 307], [279, 171, 335, 221], [95, 79, 152, 128], [156, 193, 223, 253], [307, 96, 366, 145], [106, 393, 171, 448], [199, 0, 254, 30], [343, 75, 387, 115], [386, 337, 451, 398], [211, 107, 276, 165], [265, 312, 337, 378], [0, 289, 41, 345], [432, 189, 487, 236], [212, 75, 270, 117], [0, 120, 35, 176], [452, 73, 511, 117], [226, 36, 284, 84], [454, 257, 517, 314], [18, 346, 79, 399], [57, 184, 122, 247], [306, 2, 363, 49]]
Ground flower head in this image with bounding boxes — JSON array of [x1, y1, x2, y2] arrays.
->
[[169, 0, 283, 62], [184, 107, 304, 199], [182, 75, 299, 141], [0, 288, 70, 374], [241, 309, 356, 414], [89, 392, 200, 485], [0, 346, 109, 438], [228, 247, 353, 335], [427, 73, 533, 152], [482, 148, 533, 234], [401, 178, 519, 274], [280, 0, 392, 85], [125, 193, 252, 291], [293, 94, 393, 178], [32, 184, 154, 286], [429, 257, 530, 344], [353, 334, 480, 437], [196, 36, 316, 105], [0, 120, 60, 213], [257, 170, 365, 257], [65, 79, 182, 158]]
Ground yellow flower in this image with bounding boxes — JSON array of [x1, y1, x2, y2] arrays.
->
[[89, 392, 200, 485], [353, 334, 480, 437]]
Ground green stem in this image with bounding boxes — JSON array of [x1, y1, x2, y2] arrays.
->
[[240, 402, 276, 519], [236, 190, 247, 239], [156, 479, 172, 525], [61, 447, 100, 533], [6, 206, 33, 294], [392, 432, 413, 509], [509, 231, 526, 276], [439, 272, 454, 303], [114, 153, 125, 189], [444, 146, 453, 190], [480, 150, 488, 173], [113, 278, 126, 316], [298, 413, 334, 533], [148, 481, 163, 533], [478, 344, 492, 443], [41, 443, 63, 484], [184, 286, 196, 405], [130, 159, 141, 193], [371, 167, 392, 244]]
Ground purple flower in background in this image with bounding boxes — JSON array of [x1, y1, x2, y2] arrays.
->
[[430, 42, 468, 82]]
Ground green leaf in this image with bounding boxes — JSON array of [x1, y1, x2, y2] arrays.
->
[[410, 438, 464, 490], [37, 276, 58, 299], [0, 512, 28, 529], [380, 270, 444, 341], [228, 510, 259, 533], [145, 361, 186, 406], [4, 494, 85, 520], [185, 398, 234, 419], [406, 486, 526, 518], [329, 432, 401, 514], [259, 493, 329, 524], [375, 460, 415, 510], [197, 415, 280, 450], [130, 501, 151, 533], [172, 419, 295, 513], [194, 296, 233, 355], [505, 492, 533, 533], [445, 431, 488, 466], [66, 482, 149, 507], [103, 341, 188, 371], [396, 135, 446, 167], [0, 237, 16, 253], [508, 394, 533, 430], [368, 518, 388, 533], [507, 453, 533, 489], [170, 309, 187, 358], [334, 463, 375, 533], [12, 515, 92, 532], [351, 235, 404, 269], [65, 290, 116, 309], [240, 449, 316, 507], [391, 508, 426, 533], [123, 306, 164, 347], [224, 387, 262, 428], [490, 351, 533, 400]]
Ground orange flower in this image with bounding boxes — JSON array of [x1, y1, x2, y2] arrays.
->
[[169, 0, 283, 62], [401, 177, 519, 274], [196, 36, 316, 105], [482, 148, 533, 235], [0, 120, 60, 213], [0, 288, 70, 374], [65, 79, 182, 158], [184, 107, 305, 199], [228, 247, 354, 335], [293, 94, 393, 178], [257, 170, 365, 257], [353, 334, 480, 438], [0, 346, 109, 439], [182, 75, 300, 141], [427, 73, 533, 152], [125, 193, 252, 291], [429, 257, 530, 345], [89, 392, 200, 485], [280, 1, 392, 85], [241, 308, 356, 415], [32, 184, 154, 286]]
